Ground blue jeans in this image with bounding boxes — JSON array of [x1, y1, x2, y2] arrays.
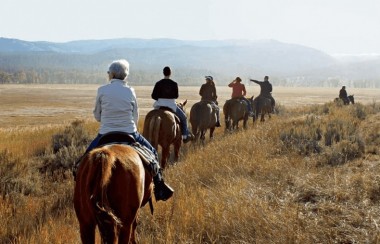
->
[[85, 131, 158, 158], [176, 106, 189, 136], [241, 98, 252, 113]]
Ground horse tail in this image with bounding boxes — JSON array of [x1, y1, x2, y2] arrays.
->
[[149, 115, 161, 149], [190, 105, 200, 139], [87, 148, 122, 242]]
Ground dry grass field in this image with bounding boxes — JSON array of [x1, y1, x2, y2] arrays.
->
[[1, 84, 379, 128], [0, 84, 380, 243]]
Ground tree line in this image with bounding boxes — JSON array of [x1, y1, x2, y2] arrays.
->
[[0, 68, 379, 88]]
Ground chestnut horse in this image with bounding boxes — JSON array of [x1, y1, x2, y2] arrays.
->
[[143, 101, 187, 169], [190, 100, 218, 143], [74, 144, 153, 244]]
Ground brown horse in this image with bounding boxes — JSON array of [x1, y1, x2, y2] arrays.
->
[[223, 97, 252, 131], [74, 144, 153, 244], [143, 101, 187, 169], [190, 100, 218, 143], [335, 95, 355, 105], [252, 96, 272, 123]]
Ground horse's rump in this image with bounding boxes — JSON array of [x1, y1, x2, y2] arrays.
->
[[74, 144, 152, 243], [223, 98, 249, 130], [143, 109, 178, 148], [143, 108, 182, 168], [190, 101, 217, 141], [252, 96, 272, 122], [190, 101, 216, 129]]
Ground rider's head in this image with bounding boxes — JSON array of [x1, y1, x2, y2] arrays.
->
[[264, 76, 269, 82], [163, 66, 171, 77], [235, 77, 242, 82], [205, 76, 213, 82], [342, 86, 346, 89], [108, 59, 129, 80]]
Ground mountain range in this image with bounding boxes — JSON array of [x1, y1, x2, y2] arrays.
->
[[0, 37, 379, 86]]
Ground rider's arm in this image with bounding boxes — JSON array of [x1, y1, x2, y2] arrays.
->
[[242, 85, 247, 96], [212, 85, 217, 101], [93, 88, 102, 122], [151, 83, 159, 100], [250, 79, 260, 85], [228, 81, 235, 87]]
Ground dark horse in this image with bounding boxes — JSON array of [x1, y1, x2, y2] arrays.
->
[[190, 100, 218, 143], [143, 101, 187, 169], [335, 95, 355, 105], [74, 144, 153, 244], [252, 96, 273, 123], [223, 97, 253, 131]]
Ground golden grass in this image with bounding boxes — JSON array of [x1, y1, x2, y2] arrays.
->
[[1, 84, 380, 243]]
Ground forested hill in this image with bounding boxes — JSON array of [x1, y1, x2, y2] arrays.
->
[[0, 37, 379, 87]]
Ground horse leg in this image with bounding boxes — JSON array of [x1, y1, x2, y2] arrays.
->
[[192, 125, 199, 142], [161, 146, 170, 169], [209, 128, 215, 139], [118, 218, 135, 244], [79, 222, 96, 244], [224, 115, 229, 130], [200, 129, 206, 141], [173, 139, 181, 162], [243, 118, 248, 129], [233, 120, 237, 130], [261, 112, 265, 122], [130, 218, 139, 244]]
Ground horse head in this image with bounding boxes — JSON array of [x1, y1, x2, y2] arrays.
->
[[348, 95, 355, 104], [177, 99, 188, 112]]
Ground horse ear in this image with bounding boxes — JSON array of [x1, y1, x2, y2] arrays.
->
[[251, 95, 254, 99], [183, 100, 187, 106]]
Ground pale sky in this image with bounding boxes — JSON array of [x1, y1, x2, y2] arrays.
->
[[1, 0, 379, 55]]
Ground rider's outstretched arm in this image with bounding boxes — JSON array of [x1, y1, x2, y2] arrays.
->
[[250, 79, 260, 85]]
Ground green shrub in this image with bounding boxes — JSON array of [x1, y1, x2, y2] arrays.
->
[[41, 120, 91, 173], [321, 139, 365, 166], [0, 150, 42, 196]]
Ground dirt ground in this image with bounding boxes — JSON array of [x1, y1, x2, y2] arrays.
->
[[1, 84, 379, 129]]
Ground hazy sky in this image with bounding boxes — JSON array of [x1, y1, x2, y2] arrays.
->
[[1, 0, 379, 55]]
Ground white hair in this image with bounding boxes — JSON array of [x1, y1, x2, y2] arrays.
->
[[108, 59, 130, 80]]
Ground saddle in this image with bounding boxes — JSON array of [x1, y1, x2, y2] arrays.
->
[[157, 106, 181, 124], [95, 132, 159, 175]]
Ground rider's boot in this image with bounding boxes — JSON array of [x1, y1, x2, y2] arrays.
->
[[149, 158, 174, 201]]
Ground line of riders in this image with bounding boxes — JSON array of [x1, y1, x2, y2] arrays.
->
[[200, 75, 275, 127], [73, 59, 351, 210], [73, 59, 276, 207]]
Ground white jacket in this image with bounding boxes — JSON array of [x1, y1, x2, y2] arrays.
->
[[153, 98, 177, 112], [93, 79, 138, 134]]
